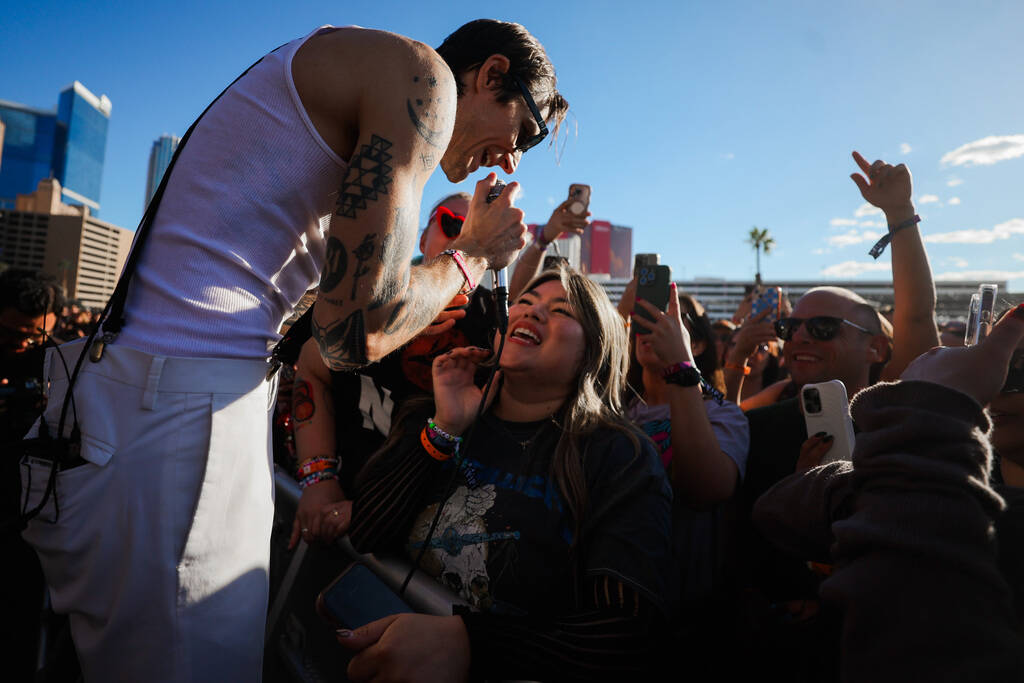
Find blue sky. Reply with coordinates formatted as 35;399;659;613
3;0;1023;291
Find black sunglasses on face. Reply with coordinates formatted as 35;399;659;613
511;75;548;154
774;316;872;342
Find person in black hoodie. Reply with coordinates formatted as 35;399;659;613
753;302;1024;682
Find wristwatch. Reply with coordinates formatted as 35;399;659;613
662;361;702;387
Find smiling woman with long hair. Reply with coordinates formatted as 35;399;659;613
338;264;673;683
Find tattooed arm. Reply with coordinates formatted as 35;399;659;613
297;31;526;370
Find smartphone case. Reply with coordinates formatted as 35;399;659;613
635;264;672;325
568;184;590;215
316;562;413;630
801;380;855;465
750;286;781;324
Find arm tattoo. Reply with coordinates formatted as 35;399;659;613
319;237;348;293
406;99;445;149
291;379;315;430
312;309;368;369
336;134;393;219
380;278;437;336
369;207;413;310
350;234;378;300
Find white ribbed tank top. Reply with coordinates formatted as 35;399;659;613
119;26;348;359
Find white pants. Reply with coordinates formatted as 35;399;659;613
21;339;278;682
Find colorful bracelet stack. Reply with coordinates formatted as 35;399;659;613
297;455;339;489
420;417;463;462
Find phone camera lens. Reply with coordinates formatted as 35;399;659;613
804;389;821;413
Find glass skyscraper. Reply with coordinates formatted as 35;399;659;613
0;81;111;213
145;133;179;209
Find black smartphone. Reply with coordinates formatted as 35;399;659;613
316;563;413;631
634;263;672;325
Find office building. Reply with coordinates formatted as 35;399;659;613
1;177;132;309
579;220;633;279
145;133;180;209
0;81;111;213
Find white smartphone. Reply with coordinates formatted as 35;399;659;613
801;380;855;465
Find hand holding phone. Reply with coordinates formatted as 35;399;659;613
634;263;673;326
800;380;855;465
317;563;413;631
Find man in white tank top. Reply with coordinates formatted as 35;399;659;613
21;19;568;682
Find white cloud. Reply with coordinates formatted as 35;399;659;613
1014;253;1024;262
821;261;893;278
859;220;884;228
948;197;961;205
918;194;940;204
900;142;912;154
854;203;883;218
812;248;829;255
923;218;1024;245
827;229;884;247
944;257;970;268
830;217;858;227
947;178;963;187
940;134;1024;167
933;270;1024;281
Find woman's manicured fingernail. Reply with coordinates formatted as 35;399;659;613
813;431;826;438
824;435;834;442
337;629;353;638
1013;302;1024;320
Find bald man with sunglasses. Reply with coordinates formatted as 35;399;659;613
723;151;942;682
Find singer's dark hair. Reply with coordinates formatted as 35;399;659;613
436;19;569;141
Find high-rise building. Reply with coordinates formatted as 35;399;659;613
578;220;632;279
145;133;179;209
0;81;111;213
1;177;131;309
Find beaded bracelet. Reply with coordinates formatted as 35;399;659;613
421;426;456;461
427;417;463;445
298;469;338;489
297;456;338;478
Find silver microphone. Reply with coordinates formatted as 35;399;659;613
486;180;509;333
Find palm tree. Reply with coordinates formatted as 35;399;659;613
747;226;775;285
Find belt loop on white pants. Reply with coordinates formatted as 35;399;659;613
142;356;166;411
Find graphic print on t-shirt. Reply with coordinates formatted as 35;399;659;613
637;418;673;469
407;485;519;610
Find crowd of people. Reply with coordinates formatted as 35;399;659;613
5;16;1023;683
269;146;1024;682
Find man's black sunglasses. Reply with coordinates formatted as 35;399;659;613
511;75;548;154
774;316;872;342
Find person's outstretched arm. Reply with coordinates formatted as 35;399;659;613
849;151;939;379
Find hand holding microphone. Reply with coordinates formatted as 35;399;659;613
450;173;526;272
